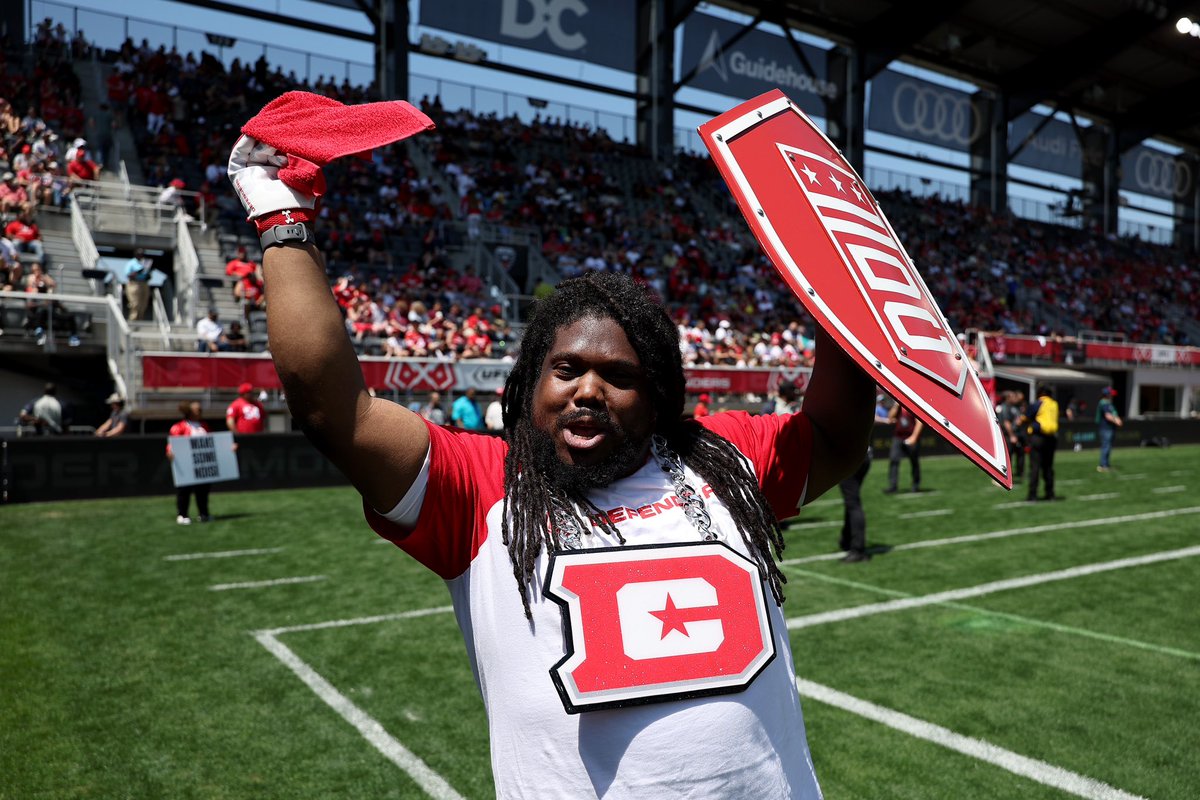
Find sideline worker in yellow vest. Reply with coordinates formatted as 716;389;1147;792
1024;386;1060;502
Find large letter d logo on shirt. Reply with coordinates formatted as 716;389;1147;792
544;542;776;713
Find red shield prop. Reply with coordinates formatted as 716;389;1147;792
699;90;1011;488
543;542;775;713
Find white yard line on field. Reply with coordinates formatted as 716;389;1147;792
779;506;1200;566
787;520;842;530
254;631;465;800
791;569;1200;662
894;491;932;500
786;545;1200;630
209;575;326;591
796;678;1148;800
1116;474;1147;481
1152;485;1186;494
1058;479;1085;486
1078;493;1120;501
899;509;953;519
993;501;1033;509
260;606;454;637
165;547;283;561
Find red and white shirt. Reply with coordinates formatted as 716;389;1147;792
225;397;264;434
366;412;821;799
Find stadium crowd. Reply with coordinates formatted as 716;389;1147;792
9;24;1196;362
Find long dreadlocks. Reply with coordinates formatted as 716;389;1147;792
499;271;788;618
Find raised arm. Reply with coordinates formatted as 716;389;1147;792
229;134;428;514
800;327;875;501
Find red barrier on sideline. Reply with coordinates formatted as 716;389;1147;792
141;354;813;396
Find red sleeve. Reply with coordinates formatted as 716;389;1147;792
364;420;507;580
697;411;813;520
166;420;187;454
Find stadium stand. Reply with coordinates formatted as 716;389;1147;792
2;19;1198;431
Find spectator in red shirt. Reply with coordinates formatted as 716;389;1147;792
0;171;33;215
225;244;258;292
66;147;99;185
5;212;45;266
693;393;711;419
225;382;265;434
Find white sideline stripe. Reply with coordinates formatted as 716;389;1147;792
1078;493;1120;501
1116;474;1147;481
779;506;1200;567
796;678;1147;800
254;632;465;800
209;575;327;591
787;545;1200;630
165;547;283;561
894;492;932;500
1152;485;1186;494
260;606;455;636
791;568;1200;662
993;501;1032;509
899;509;953;519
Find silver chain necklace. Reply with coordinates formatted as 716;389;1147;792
549;435;719;549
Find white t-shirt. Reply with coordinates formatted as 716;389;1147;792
366;412;821;799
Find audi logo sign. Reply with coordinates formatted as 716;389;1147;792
1129;148;1194;200
892;80;984;147
869;70;986;153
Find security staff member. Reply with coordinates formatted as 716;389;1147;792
1025;386;1060;502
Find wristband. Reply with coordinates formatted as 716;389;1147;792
260;222;313;250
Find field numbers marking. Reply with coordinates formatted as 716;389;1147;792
210;575;326;591
165;547;284;561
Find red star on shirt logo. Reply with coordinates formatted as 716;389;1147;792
650;593;720;640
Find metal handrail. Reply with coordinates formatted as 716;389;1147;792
69;194;99;270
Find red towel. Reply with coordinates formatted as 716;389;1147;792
241;91;435;194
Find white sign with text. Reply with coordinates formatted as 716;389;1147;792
170;432;239;487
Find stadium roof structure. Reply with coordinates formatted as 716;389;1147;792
176;0;1200;155
712;0;1200;153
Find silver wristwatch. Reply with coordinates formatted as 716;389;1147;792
259;222;312;250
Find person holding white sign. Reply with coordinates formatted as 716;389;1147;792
167;400;237;525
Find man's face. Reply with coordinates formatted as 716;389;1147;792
531;315;655;490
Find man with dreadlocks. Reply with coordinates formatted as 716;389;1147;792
231;120;873;798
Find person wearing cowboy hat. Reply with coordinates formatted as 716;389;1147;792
95;393;130;437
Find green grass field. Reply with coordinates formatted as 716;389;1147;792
3;444;1197;799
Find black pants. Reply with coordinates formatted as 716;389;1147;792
887;438;920;491
1028;434;1057;500
839;456;871;553
176;484;211;518
1008;436;1026;478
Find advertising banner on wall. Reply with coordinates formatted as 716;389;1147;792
679;13;836;116
1008;113;1086;178
868;69;986;153
1120;144;1195;201
140;355;815;397
419;0;635;71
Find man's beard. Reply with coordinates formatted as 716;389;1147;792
528;409;650;495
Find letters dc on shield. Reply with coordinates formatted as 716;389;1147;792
699;90;1011;488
